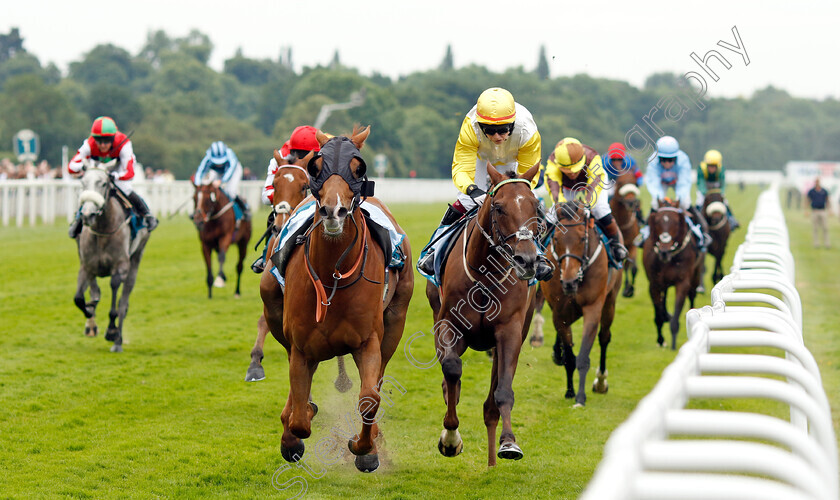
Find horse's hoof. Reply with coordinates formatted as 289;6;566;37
234;293;241;299
657;340;667;349
552;352;563;366
110;345;123;353
564;389;575;399
213;277;226;288
497;442;523;460
245;366;265;382
572;402;585;409
105;329;118;342
529;336;544;348
354;453;380;473
309;401;318;417
85;326;97;337
281;441;305;463
622;287;634;298
438;429;463;457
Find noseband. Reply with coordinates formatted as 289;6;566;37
551;207;603;284
652;206;691;262
195;186;234;224
463;178;541;284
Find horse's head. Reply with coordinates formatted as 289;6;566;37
307;126;370;238
551;201;594;295
616;182;641;211
703;191;727;227
271;150;310;227
78;160;116;226
481;162;542;281
650;200;688;263
193;182;224;231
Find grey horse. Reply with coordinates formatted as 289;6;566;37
73;160;151;352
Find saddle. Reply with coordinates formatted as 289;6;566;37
270;208;402;285
417;209;475;285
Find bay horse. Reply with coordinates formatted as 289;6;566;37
426;162;542;466
702;189;731;286
261;126;413;473
192;182;251;298
642;199;705;350
246;151;353;393
541;201;622;407
609;172;641;297
73;160;151;352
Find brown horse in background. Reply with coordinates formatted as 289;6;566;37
246;151;353;392
261;127;413;473
541;201;622;407
609;172;641;298
642;199;704;350
426;162;541;466
702;189;731;286
193;183;251;298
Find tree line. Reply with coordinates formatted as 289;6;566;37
1;28;838;180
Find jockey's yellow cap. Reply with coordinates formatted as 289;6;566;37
554;138;586;173
703;149;722;166
476;88;516;125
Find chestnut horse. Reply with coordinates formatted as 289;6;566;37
609;172;641;297
261;127;413;473
426;162;542;466
702;189;731;286
192;183;251;298
541;201;622;407
246;151;353;393
642;199;704;349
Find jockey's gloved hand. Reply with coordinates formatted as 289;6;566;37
467;184;487;205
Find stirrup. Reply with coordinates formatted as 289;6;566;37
145;215;159;231
251;256;266;274
417;251;435;275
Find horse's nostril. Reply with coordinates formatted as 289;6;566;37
318;206;330;217
337;207;348;218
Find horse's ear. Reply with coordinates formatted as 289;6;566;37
306;153;321;178
487;162;504;186
350;125;371;150
316;130;330;147
588;217;595;228
522;161;541;183
273;149;284;165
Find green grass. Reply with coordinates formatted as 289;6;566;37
0;185;836;499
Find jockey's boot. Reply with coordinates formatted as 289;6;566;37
727;204;740;230
251;253;267;274
68;214;82;239
687;205;711;250
128;191;158;232
236;196;251;221
417;205;464;276
596;213;628;262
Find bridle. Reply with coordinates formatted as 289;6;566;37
652;206;692;262
463;178;543;284
194;185;234;224
550;205;603;285
273;165;310;217
79;167;129;236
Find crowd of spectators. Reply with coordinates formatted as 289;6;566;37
0;158;61;180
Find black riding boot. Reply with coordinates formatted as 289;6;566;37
128;191;158;231
68;212;82;239
596;213;628;262
417;205;464;275
688;205;711;248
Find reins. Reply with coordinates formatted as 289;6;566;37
652;207;693;261
551;208;603;285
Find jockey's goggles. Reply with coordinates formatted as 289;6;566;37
93;136;114;144
290;149;311;160
479;123;514;137
659;157;676;164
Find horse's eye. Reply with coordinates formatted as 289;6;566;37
492;204;504;215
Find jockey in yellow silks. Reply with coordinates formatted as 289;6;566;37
544;137;628;262
416;87;553;281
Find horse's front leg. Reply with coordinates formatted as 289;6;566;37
348;336;384;473
575;301;605;407
105;265;127;351
551;303;577;399
436;319;468;459
215;237;232;288
74;269;98;337
493;320;526;463
281;347;317;463
670;281;691;351
246;314;270;382
201;243;214;298
649;282;667;347
529;287;546;347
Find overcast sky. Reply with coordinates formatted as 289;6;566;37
4;0;838;100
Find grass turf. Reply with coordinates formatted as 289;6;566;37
0;185;836;499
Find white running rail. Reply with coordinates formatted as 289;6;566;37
582;187;838;500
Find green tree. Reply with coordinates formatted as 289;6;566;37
84;83;144;129
536;45;549;80
439;45;454;71
0;28;24;63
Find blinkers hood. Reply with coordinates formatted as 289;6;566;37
307;136;369;204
